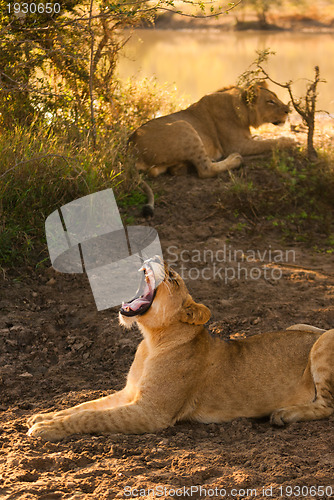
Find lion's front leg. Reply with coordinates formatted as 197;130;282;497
27;388;130;429
27;402;172;442
238;136;296;156
28;341;149;430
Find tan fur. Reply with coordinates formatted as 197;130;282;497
27;263;334;442
130;81;295;180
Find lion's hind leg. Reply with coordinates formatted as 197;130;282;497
210;153;243;175
271;329;334;426
192;149;242;179
286;324;326;334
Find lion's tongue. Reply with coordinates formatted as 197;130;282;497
122;267;155;313
127;296;151;311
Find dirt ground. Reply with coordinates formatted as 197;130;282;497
1;166;334;499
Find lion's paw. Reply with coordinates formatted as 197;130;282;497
27;420;68;442
214;153;242;175
270;406;299;426
27;412;56;428
227;153;243;169
277;136;297;149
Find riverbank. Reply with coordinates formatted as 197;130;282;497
150;8;334;32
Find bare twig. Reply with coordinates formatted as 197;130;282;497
88;0;97;149
239;51;325;161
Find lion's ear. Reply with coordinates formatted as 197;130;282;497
180;299;211;325
256;79;268;89
245;80;268;103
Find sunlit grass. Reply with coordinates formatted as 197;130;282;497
0;78;180;268
219;143;334;246
0;124;122;265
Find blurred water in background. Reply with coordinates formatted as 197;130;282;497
118;30;334;116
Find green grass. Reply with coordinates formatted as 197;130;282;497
0;78;180;269
220;147;334;247
0;125;124;266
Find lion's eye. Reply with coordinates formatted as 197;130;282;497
267;99;276;105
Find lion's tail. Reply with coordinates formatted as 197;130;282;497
141;180;155;218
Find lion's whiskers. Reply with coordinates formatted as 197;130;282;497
164;280;173;295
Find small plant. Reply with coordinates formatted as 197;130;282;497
238;49;326;160
218;146;334;246
233;221;248;232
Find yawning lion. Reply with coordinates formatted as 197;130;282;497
27;257;333;441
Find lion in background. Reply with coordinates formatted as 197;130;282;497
129;81;296;215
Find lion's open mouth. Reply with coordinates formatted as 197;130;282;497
120;262;157;317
